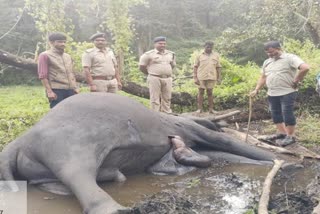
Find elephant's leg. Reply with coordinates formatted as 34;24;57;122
59;169;130;214
170;136;211;168
97;168;126;182
0;154;19;192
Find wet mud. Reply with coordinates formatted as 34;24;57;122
25;160;319;214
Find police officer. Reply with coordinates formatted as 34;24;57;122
139;36;176;113
82;33;122;93
193;41;222;114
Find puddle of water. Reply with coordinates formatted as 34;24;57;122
26;163;317;214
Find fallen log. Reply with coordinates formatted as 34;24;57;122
223;128;320;160
208;110;241;121
180;110;241;122
258;159;285;214
0;48;196;106
223;128;297;156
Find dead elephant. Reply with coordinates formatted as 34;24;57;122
0;93;275;214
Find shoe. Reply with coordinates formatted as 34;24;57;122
264;133;287;141
278;136;296;147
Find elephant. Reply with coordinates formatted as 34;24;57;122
0;93;275;214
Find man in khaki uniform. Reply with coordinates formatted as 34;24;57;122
139;36;176;113
82;33;122;93
193;41;222;113
38;32;78;108
250;41;309;146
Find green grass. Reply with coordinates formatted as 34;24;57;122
0;86;49;150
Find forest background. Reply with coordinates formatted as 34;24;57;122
1;0;320;149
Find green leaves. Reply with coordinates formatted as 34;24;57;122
0;86;49;150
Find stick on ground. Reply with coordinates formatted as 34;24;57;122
258;159;285;214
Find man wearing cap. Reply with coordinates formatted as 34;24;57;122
38;32;78;109
139;36;176;113
193;41;222;114
82;33;122;93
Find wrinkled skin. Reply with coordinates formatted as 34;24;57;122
0;93;275;214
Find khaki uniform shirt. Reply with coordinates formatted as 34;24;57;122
139;49;176;76
194;52;221;81
82;47;117;77
262;53;304;96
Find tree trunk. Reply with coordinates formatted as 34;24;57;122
306;22;320;48
0;49;196;106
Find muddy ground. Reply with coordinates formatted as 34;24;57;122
131;112;320;214
131;161;320;214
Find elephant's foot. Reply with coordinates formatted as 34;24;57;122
85;202;131;214
170;135;211;168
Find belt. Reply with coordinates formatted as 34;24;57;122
92;75;115;80
149;74;171;78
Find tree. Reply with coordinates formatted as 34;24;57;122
24;0;75;49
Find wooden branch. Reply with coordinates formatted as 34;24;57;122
0;49;37;72
0;48;196;106
205;110;241;121
223;128;297;156
223;128;320;160
258;159;285;214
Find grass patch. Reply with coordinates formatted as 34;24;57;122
0;86;49;150
296;113;320;145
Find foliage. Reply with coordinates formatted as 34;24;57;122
24;0;75;49
104;0;145;54
297;112;320;145
282;39;320;92
214;0;320;63
0;86;49;150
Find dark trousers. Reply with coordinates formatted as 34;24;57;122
49;89;76;109
268;92;297;126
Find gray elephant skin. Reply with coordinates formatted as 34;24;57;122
0;93;275;214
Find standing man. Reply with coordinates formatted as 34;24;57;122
250;41;309;146
38;32;78;109
139;36;176;113
82;33;122;93
193;41;222;114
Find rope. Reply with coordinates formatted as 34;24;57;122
245;96;253;142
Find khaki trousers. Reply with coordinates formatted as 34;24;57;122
93;79;118;93
147;75;172;113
